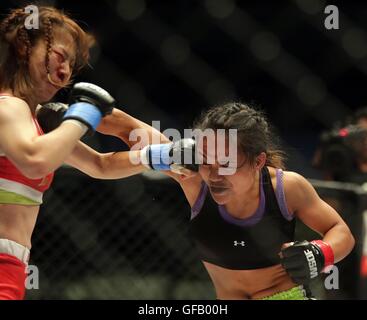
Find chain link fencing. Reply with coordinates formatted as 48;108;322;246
27;167;214;299
24;165;365;300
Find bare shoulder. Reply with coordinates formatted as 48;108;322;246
266;167;303;212
266;166;304;191
0;97;35;155
282;170;317;213
0;96;30;120
282;170;311;190
0;96;29;108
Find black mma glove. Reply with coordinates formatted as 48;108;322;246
63;82;115;135
140;138;199;173
36;102;68;133
280;240;334;285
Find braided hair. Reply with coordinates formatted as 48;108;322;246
193;102;286;169
0;6;94;99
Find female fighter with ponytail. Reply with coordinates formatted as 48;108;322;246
94;102;355;300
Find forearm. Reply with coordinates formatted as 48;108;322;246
97;108;170;148
322;222;355;264
97;150;148;179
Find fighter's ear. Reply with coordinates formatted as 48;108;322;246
255;152;266;170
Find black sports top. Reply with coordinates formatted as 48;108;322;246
189;166;296;270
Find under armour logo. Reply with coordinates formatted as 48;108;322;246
234;241;245;247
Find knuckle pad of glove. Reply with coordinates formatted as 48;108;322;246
281;240;313;257
291;276;309;285
284;265;311;284
281;255;303;270
287;268;309;279
36;103;68;133
69;82;115;116
282;240;323;284
172;138;198;172
281;244;305;258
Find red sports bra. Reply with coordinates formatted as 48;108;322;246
0;94;54;204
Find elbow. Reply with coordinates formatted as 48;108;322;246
19;156;52;179
344;221;356;253
348;231;356;253
341;232;356;263
340;224;356;258
88;154;107;179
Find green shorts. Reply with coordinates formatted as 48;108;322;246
261;286;310;300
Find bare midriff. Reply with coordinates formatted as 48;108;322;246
0;204;39;249
203;260;296;299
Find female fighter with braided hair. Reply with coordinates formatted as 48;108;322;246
94;101;355;300
0;6;151;299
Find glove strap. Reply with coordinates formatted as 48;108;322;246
140;145;153;169
149;144;172;171
63;119;88;136
63;102;102;131
311;240;334;271
140;144;173;171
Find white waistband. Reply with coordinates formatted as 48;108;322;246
0;178;43;203
0;239;30;265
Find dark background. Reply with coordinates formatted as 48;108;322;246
2;0;366;175
1;0;367;300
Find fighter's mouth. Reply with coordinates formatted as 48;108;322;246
209;186;229;194
56;71;66;83
47;73;65;88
